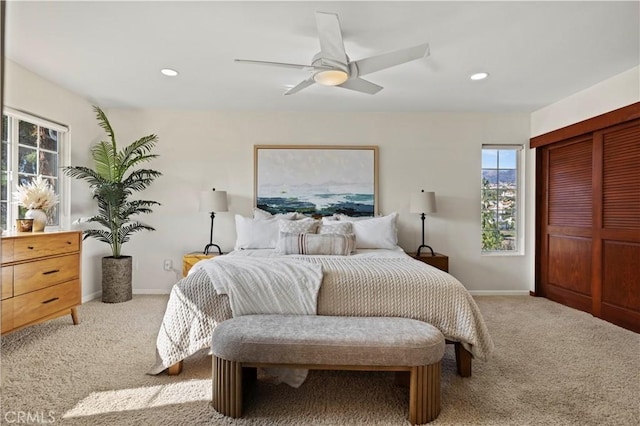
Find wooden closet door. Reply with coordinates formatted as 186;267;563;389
597;122;640;331
539;137;594;313
534;103;640;333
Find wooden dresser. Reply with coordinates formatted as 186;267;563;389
1;230;82;334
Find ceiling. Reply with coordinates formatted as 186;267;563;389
5;1;639;113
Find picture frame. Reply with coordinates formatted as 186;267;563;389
254;145;378;217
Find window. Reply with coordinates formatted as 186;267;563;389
481;145;523;253
1;108;69;231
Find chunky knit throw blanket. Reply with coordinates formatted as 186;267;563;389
149;256;494;374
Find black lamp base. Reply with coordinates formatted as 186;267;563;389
204;211;222;255
203;243;222;256
416;244;435;257
416;213;435;257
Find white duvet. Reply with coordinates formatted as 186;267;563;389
149;247;494;375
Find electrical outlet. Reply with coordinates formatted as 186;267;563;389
163;259;172;271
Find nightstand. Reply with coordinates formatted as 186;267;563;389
410;252;449;273
182;252;220;277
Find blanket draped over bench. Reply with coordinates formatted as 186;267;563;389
149;256;494;375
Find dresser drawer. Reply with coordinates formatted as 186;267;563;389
13;254;80;296
2;266;13;300
12;233;80;262
1;239;14;264
1;299;13;333
12;280;80;328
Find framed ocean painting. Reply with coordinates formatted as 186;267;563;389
254;145;378;217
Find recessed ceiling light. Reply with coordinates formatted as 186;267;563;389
161;68;179;77
470;72;489;81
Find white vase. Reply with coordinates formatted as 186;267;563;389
25;209;48;232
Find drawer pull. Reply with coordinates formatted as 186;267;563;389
28;246;35;250
67;241;72;245
42;269;60;275
42;297;59;304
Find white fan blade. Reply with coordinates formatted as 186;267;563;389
353;43;430;77
284;77;315;95
338;78;383;95
315;11;348;65
235;59;330;71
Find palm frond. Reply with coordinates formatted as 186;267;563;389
93;106;116;147
120;200;161;218
82;229;114;245
122;169;163;192
119;223;156;245
63;166;107;187
91;141;118;180
117;134;159;172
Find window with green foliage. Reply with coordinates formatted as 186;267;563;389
1;109;68;231
481;145;522;253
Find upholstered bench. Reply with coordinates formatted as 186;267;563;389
211;315;445;425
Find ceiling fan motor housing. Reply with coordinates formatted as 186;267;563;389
312;52;352;85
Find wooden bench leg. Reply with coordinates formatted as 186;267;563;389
409;362;441;424
167;360;183;376
212;355;243;418
454;342;472;377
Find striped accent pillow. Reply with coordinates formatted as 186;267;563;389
276;232;356;256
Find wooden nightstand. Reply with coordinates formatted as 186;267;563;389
182;252;220;277
410;252;449;273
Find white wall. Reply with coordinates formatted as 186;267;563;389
4;60;103;301
5;59;534;299
531;66;640;137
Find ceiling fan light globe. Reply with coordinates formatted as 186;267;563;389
313;70;349;86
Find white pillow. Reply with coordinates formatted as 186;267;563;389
335;213;375;221
339;212;398;249
234;215;280;249
279;218;319;234
318;221;353;235
321;215;340;224
253;208;297;220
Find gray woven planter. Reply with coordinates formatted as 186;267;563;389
102;256;133;303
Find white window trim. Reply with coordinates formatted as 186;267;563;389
2;107;71;231
481;144;525;256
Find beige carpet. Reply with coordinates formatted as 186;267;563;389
1;295;638;425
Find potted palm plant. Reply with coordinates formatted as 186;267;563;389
64;106;162;303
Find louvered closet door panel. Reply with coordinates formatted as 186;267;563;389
541;137;593;313
548;138;593;227
602;125;640;230
599;121;640;332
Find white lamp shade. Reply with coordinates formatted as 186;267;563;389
199;189;228;213
410;191;437;214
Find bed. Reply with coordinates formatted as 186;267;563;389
149;241;495;376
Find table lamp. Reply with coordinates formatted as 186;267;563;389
409;190;437;256
199;188;228;255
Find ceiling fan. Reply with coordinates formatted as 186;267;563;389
234;11;430;95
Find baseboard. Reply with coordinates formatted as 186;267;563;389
133;289;172;295
82;289;170;302
82;291;102;303
469;290;531;296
